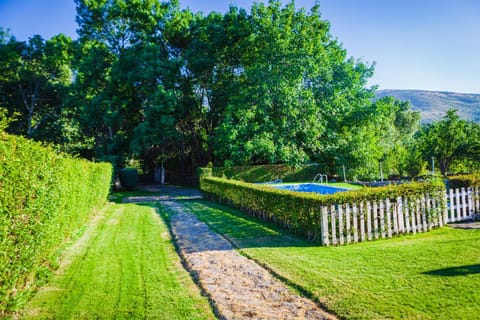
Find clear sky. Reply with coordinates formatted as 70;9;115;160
1;0;479;93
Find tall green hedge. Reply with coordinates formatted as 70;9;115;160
200;176;445;240
0;133;112;314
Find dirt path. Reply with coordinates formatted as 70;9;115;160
161;199;336;320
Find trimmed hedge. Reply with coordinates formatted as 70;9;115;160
448;173;480;188
211;164;324;183
200;176;445;240
0;133;112;314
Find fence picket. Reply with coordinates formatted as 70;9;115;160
442;192;448;225
467;187;474;218
345;203;352;244
321;206;329;246
359;202;366;242
338;205;344;245
449;188;455;223
373;201;379;239
455;188;461;220
404;197;411;232
380;200;386;238
421;196;428;232
461;188;467;219
410;199;417;234
352;203;359;243
397;197;404;233
392;198;399;235
386;199;392;238
331;205;337;246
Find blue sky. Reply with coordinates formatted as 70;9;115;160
1;0;479;93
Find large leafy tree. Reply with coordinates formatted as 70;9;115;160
73;0;176;166
0;34;73;142
417;109;479;175
214;2;375;168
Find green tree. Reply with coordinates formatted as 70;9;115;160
0;34;74;142
417;109;476;175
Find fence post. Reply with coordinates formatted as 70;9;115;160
461;187;467;219
366;201;372;240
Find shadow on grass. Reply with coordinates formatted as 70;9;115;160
176;199;317;249
423;264;480;277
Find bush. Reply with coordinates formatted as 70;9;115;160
118;168;139;190
0;132;112;314
200;176;445;241
448;173;480;188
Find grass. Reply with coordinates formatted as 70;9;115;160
108;188;159;203
18;202;215;320
181;199;480;320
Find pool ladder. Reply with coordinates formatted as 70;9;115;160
312;174;328;184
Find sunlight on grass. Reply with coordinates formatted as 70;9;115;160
19;203;214;320
182;200;480;320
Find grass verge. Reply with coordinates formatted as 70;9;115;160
182;199;480;320
18;202;215;320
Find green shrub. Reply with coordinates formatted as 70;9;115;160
200;176;445;241
118;168;139;190
448;173;480;188
0;132;112;314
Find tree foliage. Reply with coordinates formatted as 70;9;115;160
1;0;477;180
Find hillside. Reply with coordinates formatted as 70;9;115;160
376;89;480;122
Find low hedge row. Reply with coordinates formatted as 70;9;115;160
448;173;480;188
200;176;445;239
0;133;112;314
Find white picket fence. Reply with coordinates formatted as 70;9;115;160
319;187;480;246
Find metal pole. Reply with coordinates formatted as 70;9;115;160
343;165;347;182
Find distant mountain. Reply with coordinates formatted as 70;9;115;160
375;89;480;123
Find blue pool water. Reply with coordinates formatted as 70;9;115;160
269;183;348;195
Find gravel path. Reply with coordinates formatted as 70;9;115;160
162;200;336;320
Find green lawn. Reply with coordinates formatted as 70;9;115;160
182;199;480;320
19;202;214;320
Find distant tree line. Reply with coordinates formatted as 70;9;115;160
1;0;478;181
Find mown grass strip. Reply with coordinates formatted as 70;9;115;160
182;199;480;320
19;203;215;320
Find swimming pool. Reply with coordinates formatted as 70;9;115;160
269;183;348;195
